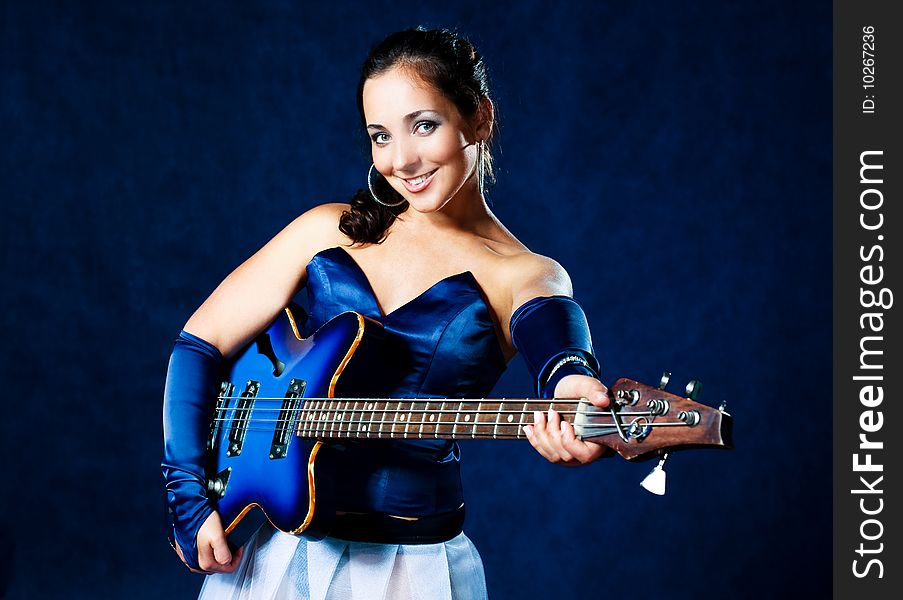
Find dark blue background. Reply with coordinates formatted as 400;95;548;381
1;1;830;598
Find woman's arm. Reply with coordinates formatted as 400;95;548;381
183;203;349;356
504;252;611;466
164;203;349;573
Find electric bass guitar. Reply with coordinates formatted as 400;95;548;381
205;305;733;549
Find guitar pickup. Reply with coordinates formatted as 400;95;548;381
208;381;235;452
270;379;306;459
227;380;259;457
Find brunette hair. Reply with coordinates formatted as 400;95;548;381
339;27;496;244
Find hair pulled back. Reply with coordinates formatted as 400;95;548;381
339;27;496;244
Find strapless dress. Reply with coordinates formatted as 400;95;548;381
198;245;506;600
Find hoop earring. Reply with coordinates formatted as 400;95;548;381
477;140;485;196
368;164;406;207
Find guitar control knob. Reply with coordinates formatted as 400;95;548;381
208;478;227;499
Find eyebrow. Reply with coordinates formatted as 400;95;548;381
366;110;439;130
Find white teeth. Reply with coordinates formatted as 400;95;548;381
406;170;435;186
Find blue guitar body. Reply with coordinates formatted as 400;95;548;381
206;306;378;548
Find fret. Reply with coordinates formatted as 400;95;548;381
419;401;428;439
346;401;354;437
361;402;374;437
314;400;323;437
518;401;528;439
322;401;330;437
298;400;308;437
501;403;517;437
309;400;318;437
347;401;353;437
348;400;365;438
322;400;332;437
307;400;318;437
312;400;322;436
337;400;346;438
494;400;502;439
355;400;365;437
474;400;497;438
333;400;342;438
304;400;317;437
327;399;337;438
436;401;445;438
404;402;412;438
357;401;365;438
317;400;327;437
472;401;480;438
453;401;463;438
391;401;401;438
367;401;377;439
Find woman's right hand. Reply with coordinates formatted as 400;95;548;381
174;511;244;574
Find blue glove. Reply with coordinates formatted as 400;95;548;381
510;295;601;398
161;330;222;571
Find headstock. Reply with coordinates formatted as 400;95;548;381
573;375;733;461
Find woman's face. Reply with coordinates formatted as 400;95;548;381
362;66;480;213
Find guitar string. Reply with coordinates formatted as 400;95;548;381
210;412;664;424
207;399;684;437
211;407;652;416
213;408;661;425
210;406;669;426
207;420;689;431
208;431;615;440
207;421;681;434
211;416;674;425
206;423;631;438
212;397;595;403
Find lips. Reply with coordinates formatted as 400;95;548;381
399;169;437;193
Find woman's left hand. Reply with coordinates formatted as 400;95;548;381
523;374;612;466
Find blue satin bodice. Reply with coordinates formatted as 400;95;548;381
299;246;508;516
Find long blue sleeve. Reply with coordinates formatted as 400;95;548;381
161;330;222;570
509;295;601;398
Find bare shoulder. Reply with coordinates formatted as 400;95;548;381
479;239;572;329
501;250;573;313
182;202;351;356
282;202;351;257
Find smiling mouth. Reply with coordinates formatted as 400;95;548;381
399;169;438;192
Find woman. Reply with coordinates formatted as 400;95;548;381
163;27;610;599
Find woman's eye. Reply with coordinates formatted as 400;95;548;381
371;132;389;145
414;120;437;134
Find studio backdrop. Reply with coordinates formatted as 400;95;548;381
0;1;830;598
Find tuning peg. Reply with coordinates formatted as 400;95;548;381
719;400;731;416
685;379;702;400
640;452;669;496
658;371;671;390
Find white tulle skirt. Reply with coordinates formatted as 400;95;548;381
197;524;488;600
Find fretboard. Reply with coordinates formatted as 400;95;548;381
295;399;576;440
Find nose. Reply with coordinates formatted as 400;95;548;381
391;138;420;175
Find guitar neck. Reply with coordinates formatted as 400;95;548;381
296;398;569;441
